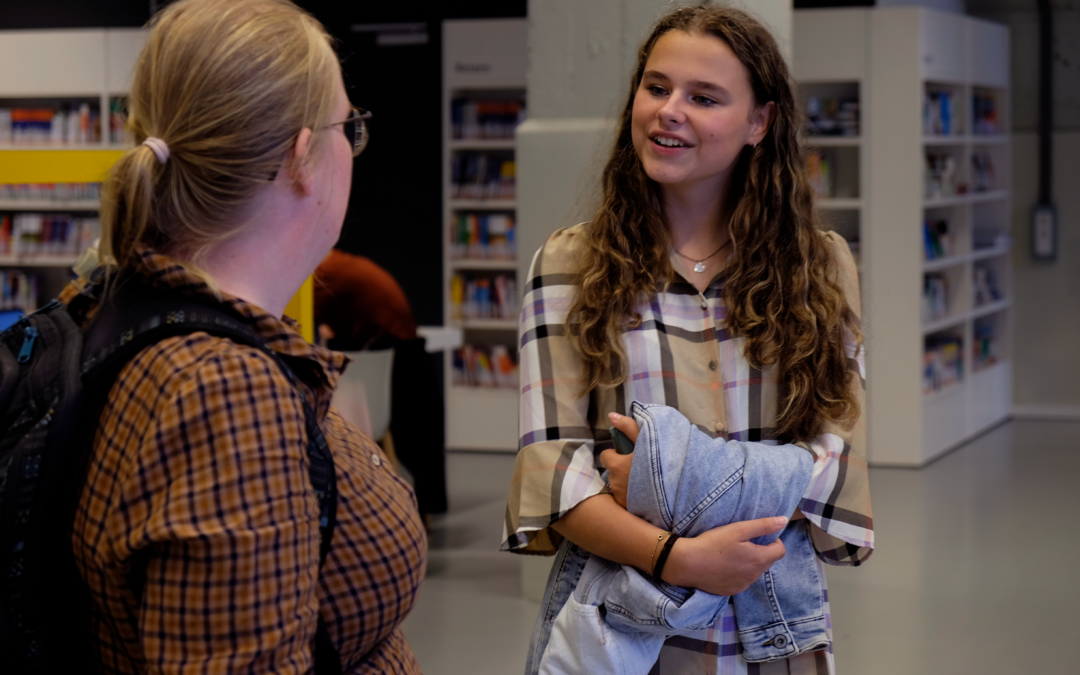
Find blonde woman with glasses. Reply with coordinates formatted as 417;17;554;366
60;1;425;672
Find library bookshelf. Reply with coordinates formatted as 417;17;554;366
0;29;314;341
442;19;527;452
794;8;1011;467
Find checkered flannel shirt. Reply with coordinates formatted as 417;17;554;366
502;225;873;674
66;247;426;674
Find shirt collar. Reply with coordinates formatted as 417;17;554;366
88;245;347;416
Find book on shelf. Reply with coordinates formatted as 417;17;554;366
450;152;516;200
806;149;833;198
972;319;1001;370
451;98;526;140
923;90;961;136
804;96;859;137
922;272;950;323
970;150;997;193
972;93;1000;136
0;213;100;259
449;212;516;260
0;182;101;203
0;269;39;313
923;332;963;394
450;273;518;322
923;218;956;261
972;265;1003;307
452;343;518;389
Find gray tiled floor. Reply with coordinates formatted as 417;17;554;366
402;420;1080;674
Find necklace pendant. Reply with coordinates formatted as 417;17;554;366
694;261;706;273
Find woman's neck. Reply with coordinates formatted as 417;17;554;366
662;180;730;257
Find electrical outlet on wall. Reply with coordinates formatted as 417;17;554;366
1032;205;1057;260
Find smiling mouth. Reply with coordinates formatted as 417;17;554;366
651;136;689;148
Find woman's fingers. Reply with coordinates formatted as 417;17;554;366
608;411;640;444
598;448;632;509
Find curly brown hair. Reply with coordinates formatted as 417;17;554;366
567;5;862;443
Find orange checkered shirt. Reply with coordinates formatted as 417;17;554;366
66;247;426;674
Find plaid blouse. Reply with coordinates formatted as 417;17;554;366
502;225;873;674
67;248;426;674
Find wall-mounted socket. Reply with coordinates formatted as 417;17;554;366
1032;205;1057;260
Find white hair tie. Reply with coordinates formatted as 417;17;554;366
142;137;170;164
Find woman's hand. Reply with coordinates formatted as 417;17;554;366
598;412;638;508
663;517;789;596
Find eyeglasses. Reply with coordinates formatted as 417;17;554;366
326;106;372;157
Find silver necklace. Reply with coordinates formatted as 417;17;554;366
674;238;731;273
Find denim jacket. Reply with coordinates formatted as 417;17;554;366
535;402;829;674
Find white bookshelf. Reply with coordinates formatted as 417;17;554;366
0;29;146;313
794;8;1011;467
442;19;527;452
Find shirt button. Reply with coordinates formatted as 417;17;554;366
715;421;726;433
371;453;382;467
772;634;788;648
708;360;717;370
700;301;708;311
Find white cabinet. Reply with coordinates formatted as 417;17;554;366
442;19;527;452
795;7;1011;467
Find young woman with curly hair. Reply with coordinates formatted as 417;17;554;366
503;6;873;674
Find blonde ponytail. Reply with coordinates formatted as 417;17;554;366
99;0;340;274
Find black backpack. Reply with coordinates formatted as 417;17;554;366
0;280;342;674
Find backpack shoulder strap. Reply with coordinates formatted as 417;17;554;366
83;282;342;674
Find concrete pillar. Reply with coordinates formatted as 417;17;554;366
517;0;793;601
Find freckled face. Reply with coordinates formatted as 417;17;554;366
631;30;767;196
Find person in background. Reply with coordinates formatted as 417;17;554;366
504;5;872;674
315;249;449;526
68;1;425;671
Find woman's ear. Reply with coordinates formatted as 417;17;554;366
748;101;776;146
277;127;315;197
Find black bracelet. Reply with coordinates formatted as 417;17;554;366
651;532;680;582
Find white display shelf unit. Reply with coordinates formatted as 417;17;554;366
0;28;146;309
442;19;527;452
794;8;1011;467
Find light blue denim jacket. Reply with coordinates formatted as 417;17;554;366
533;402;829;674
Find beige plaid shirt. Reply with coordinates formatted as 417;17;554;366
503;225;872;673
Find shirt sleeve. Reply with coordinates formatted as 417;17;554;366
502;227;609;555
798;231;874;566
130;341;323;673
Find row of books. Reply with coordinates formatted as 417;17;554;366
452;343;518;389
0;182;102;202
805;97;858;137
451;99;525;140
923;333;963;393
0;270;39;313
450;152;516;200
0;214;100;258
923;218;957;261
449;273;518;321
449;212;516;260
0;104;114;146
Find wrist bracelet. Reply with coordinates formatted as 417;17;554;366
652;532;680;582
648;532;669;576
